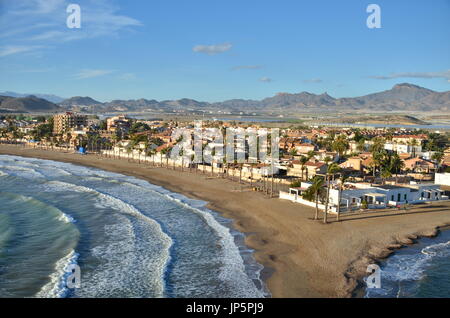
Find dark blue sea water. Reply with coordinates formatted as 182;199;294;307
0;155;268;298
365;229;450;298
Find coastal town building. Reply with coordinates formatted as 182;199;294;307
435;173;450;186
53;112;87;134
280;182;447;213
106;115;132;137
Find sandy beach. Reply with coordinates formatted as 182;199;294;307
1;144;450;298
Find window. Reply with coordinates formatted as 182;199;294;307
398;193;401;202
404;194;407;200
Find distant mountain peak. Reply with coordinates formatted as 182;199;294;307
60;96;102;106
392;83;433;91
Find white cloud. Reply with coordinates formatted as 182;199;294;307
0;0;143;56
259;77;272;83
117;73;137;80
193;42;232;55
29;30;65;41
0;45;43;57
369;70;450;81
303;78;323;83
231;65;262;71
73;69;114;79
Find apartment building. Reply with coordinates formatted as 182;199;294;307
53;112;87;134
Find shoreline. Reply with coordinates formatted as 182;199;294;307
2;145;450;297
350;225;450;298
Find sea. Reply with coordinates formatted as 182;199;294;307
0;155;268;298
365;229;450;298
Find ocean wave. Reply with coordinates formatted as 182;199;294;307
165;193;267;297
43;180;173;297
0;214;12;253
1;155;268;297
34;250;80;298
421;240;450;257
5;193;77;225
74;217;170;298
366;238;450;298
0;165;44;179
99;177;268;297
0;170;8;177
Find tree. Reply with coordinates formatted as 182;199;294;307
356;139;366;152
308;176;325;221
289;148;298;158
407;139;419;157
381;169;392;185
129;122;150;134
431;151;444;172
299;155;308;181
370;137;386;178
387;152;404;182
331;135;349;157
324;163;341;224
336;174;349;221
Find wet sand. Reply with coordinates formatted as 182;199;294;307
2;144;450;297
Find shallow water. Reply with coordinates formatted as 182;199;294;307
365;229;450;298
0;155;268;298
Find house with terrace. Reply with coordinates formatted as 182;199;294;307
279;182;447;213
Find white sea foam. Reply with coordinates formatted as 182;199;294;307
117;178;268;297
421;240;450;257
366;239;450;298
1;155;268;297
0;165;44;178
34;250;80;298
43;180;173;297
124;177;269;297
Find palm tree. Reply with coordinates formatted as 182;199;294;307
388;152;404;183
289;148;298;158
160;147;169;168
356;138;366;152
381;169;392;185
408;139;419;157
370;137;385;178
336;174;349;221
431;151;444;172
299;155;308;181
306;150;315;161
332;134;349;157
147;149;156;166
324;163;341;224
309;176;325;220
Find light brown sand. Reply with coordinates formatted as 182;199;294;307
2;144;450;297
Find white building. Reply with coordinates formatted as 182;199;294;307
384;142;422;155
280;182;447;213
435;173;450;186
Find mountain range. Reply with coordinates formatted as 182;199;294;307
1;83;449;113
0;91;65;103
0;95;61;113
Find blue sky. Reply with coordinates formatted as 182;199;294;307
0;0;449;102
